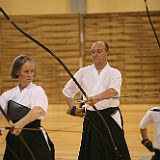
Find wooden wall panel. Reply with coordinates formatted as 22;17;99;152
0;14;81;104
83;11;160;104
0;11;160;104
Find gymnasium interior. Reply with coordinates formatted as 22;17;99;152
0;0;160;159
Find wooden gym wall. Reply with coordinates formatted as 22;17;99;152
83;11;160;104
0;11;160;104
0;14;81;104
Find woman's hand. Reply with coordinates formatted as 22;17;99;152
11;121;24;136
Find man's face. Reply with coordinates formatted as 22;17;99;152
91;43;109;65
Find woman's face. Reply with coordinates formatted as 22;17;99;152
17;61;35;88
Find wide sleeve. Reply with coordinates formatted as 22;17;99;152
62;68;83;98
30;86;48;114
108;68;122;95
0;91;10;114
139;110;152;129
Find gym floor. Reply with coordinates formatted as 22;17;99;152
0;104;155;160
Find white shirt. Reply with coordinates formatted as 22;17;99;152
0;82;48;119
140;107;160;149
63;63;122;111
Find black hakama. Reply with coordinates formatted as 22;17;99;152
3;120;55;160
152;150;160;160
78;107;131;160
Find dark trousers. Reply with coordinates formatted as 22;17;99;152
151;150;160;160
78;107;131;160
3;120;55;160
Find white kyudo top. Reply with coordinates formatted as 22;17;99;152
63;63;122;111
140;107;160;150
0;82;48;119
